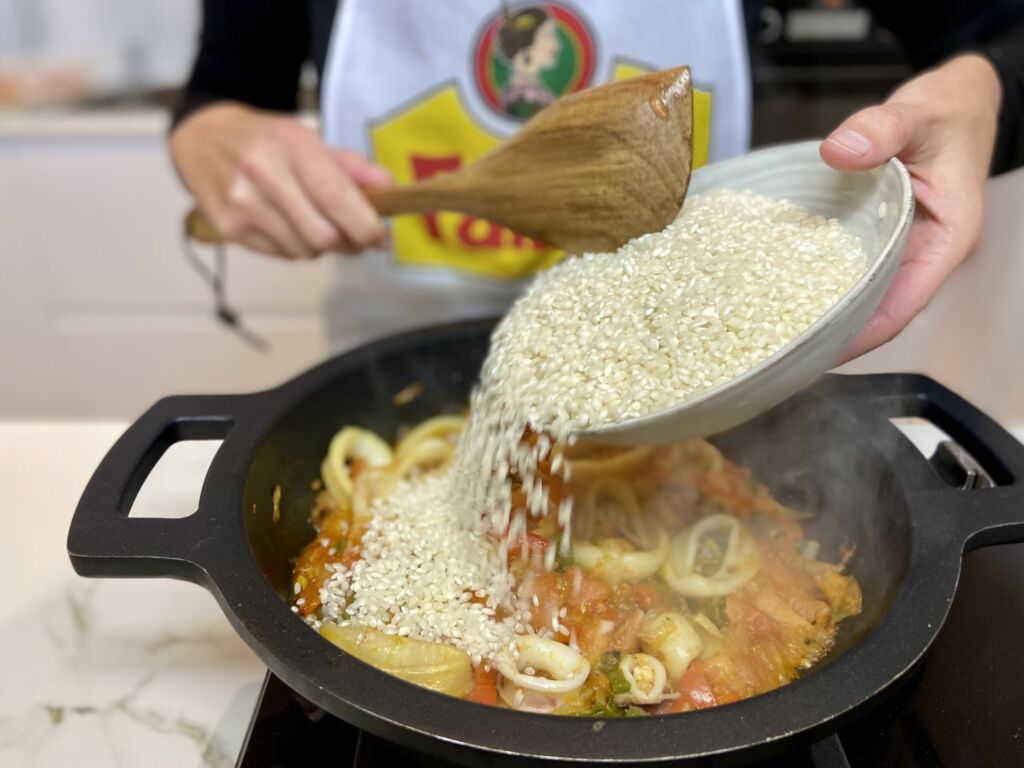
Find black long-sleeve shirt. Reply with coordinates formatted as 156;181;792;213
175;0;1024;174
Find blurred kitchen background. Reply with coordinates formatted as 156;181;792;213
2;0;1022;423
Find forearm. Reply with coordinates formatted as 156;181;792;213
173;0;310;129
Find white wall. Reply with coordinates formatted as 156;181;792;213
1;110;1023;423
0;111;334;419
0;0;199;95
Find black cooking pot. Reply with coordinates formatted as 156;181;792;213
67;320;1024;766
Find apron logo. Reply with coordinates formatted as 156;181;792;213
473;3;596;120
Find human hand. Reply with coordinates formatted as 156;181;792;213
170;102;391;259
820;54;1002;361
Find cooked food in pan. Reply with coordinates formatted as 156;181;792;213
292;417;861;716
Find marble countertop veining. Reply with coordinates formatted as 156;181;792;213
2;419;1022;768
0;424;264;768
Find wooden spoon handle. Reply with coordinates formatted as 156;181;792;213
184;208;224;244
185;176;468;245
365;182;468;216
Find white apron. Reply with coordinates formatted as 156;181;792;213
320;0;750;351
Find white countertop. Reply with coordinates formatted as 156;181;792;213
0;107;319;139
0;423;264;768
0;108;171;139
2;419;1022;767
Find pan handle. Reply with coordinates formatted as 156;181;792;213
67;394;250;581
831;373;1024;548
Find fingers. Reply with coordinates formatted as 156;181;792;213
289;140;388;250
172;106;390;260
837;219;961;362
332;149;394;188
839;272;922;363
219;174;313;259
825;102;946;360
236;121;388;255
822;56;999;362
839;163;984;363
239;154;339;255
820;103;915;171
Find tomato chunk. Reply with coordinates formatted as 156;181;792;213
466;665;498;705
507;531;549;562
678;661;717;710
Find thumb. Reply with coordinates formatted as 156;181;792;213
330;149;393;188
819;103;914;171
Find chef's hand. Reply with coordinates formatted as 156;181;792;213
170;102;391;259
820;53;1001;361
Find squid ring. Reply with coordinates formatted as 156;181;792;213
321;427;394;507
395;416;465;463
617;653;671;706
662;514;760;597
495;636;590;711
393;437;455;478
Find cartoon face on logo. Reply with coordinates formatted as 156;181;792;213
474;3;596;120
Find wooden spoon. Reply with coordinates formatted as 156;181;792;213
188;66;693;254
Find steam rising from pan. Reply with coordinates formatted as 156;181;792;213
712;388;911;660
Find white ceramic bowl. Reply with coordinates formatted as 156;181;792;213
584;139;914;445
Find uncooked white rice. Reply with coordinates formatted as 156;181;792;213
318;472;521;660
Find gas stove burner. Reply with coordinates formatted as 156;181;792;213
236;673;439;768
236;535;1024;767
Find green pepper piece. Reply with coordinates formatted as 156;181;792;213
588;701;624;718
605;664;632;696
555;547;576;573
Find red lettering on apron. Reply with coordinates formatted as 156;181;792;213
411;155;462;241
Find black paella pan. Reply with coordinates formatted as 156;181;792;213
67;319;1024;766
